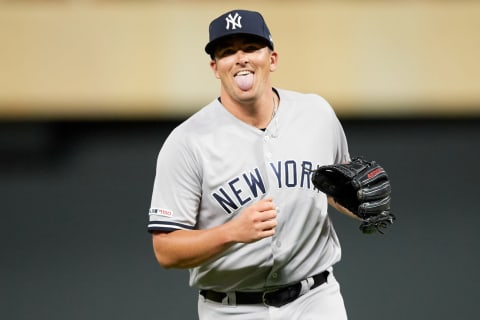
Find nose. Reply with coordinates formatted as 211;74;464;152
235;50;249;65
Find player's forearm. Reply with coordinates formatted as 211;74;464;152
327;196;362;221
152;225;235;269
152;199;277;269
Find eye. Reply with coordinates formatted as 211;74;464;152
244;44;262;52
216;48;236;58
244;46;259;52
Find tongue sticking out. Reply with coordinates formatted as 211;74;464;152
235;73;254;91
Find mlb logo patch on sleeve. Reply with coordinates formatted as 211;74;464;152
149;208;174;218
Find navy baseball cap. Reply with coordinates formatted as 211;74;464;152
205;9;274;57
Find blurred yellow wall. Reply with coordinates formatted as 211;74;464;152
0;1;479;119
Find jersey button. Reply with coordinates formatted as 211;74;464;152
264;135;270;142
271;273;278;279
276;241;282;248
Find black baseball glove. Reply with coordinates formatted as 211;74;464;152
311;157;395;234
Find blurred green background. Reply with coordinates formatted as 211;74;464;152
1;1;479;319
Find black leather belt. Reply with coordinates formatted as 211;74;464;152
199;271;329;307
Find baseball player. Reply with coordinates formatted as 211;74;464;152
148;9;356;319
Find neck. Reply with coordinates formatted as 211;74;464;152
220;89;278;129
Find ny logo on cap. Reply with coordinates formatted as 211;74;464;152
225;13;242;30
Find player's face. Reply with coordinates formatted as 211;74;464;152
210;37;278;104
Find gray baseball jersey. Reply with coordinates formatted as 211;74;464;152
148;88;350;292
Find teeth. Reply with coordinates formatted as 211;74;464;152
236;71;251;76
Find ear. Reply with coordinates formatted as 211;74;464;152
269;51;279;72
210;60;220;79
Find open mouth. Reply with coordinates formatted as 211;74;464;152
234;70;254;90
235;70;253;77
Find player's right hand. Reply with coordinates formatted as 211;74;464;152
227;197;278;243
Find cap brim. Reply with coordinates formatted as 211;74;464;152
205;34;273;56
